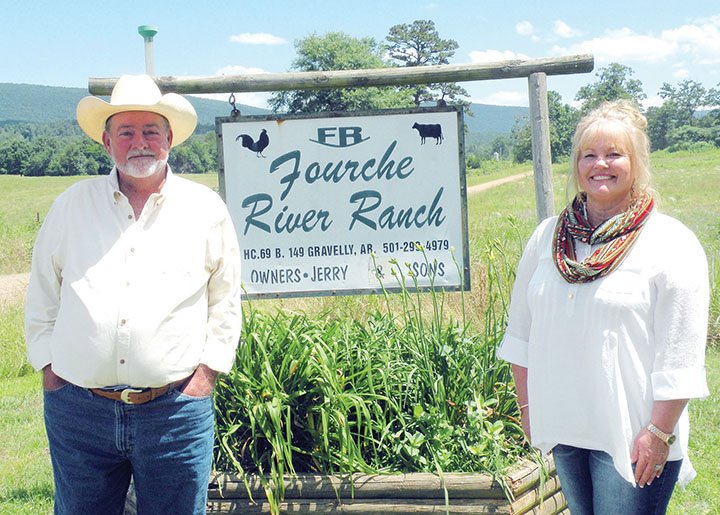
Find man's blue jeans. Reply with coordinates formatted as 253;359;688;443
553;444;681;515
43;382;214;515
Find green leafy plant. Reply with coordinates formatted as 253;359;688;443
213;242;534;511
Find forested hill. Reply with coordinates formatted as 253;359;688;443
1;83;528;137
463;103;527;137
0;83;271;127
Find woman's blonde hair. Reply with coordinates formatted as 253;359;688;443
568;100;654;200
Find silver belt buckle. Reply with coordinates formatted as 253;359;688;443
120;388;144;404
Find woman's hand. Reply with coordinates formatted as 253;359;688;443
511;365;531;441
631;427;670;487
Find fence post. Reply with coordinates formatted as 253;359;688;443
527;72;554;221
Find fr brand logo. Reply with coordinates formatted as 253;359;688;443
310;127;369;148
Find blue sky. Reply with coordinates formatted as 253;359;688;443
2;1;719;109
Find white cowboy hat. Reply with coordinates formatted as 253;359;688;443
76;74;197;147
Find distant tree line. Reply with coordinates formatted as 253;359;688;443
3;23;719;176
0;122;217;176
507;63;720;164
1;20;470;177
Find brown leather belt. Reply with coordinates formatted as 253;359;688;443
90;380;183;405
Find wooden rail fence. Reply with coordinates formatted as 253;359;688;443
206;455;567;514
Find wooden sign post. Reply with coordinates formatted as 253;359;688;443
90;54;594;223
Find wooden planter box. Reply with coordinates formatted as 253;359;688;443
206;455;567;514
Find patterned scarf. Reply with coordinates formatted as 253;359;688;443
552;192;654;284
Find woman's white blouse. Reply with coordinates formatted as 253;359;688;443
497;211;710;487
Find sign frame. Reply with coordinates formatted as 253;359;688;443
216;106;470;300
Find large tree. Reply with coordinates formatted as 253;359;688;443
658;80;709;127
705;85;720;125
385;20;469;106
547;90;580;159
268;32;412;113
510;119;532;164
575;63;646;113
645;103;675;151
647;79;717;150
168;133;217;174
0;136;31;175
46;139;100;176
510;90;578;163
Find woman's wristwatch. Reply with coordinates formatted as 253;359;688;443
647;423;676;446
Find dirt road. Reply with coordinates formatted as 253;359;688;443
467;170;532;194
0;272;29;307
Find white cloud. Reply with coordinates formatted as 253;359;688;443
473;90;528;107
662;17;720;64
672;68;690;79
642;95;664;109
553;20;578;38
216;65;267;76
218;66;272;108
190;66;272;108
192;91;270;109
230;92;271;109
516;21;534;36
229;32;286;45
552;28;677;63
552;17;720;68
469;50;531;63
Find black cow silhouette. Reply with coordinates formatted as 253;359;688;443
412;123;443;144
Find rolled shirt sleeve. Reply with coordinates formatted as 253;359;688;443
651;221;710;400
496;217;555;368
24;196;66;371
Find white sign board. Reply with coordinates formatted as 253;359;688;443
217;107;470;299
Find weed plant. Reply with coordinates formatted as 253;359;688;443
0;303;31;378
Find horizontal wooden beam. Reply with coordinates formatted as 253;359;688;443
207;456;557;501
209;472;503;500
205;488;566;515
204;480;566;514
207;498;515;514
88;54;593;96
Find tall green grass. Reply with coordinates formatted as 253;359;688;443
0;303;30;379
0;374;54;515
214;252;530;511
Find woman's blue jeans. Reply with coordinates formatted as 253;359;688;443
552;444;681;515
43;382;214;515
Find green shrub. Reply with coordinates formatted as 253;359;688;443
667;140;717;153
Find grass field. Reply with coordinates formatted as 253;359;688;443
1;149;718;513
0;173;219;275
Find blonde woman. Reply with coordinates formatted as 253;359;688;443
498;100;709;514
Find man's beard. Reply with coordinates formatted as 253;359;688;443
120;151;167;178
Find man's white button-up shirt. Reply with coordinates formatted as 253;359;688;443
25;168;242;388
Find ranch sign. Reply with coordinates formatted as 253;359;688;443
217;106;470;299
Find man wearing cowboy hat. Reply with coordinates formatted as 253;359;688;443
24;75;242;514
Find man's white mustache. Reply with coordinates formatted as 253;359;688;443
127;151;156;158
